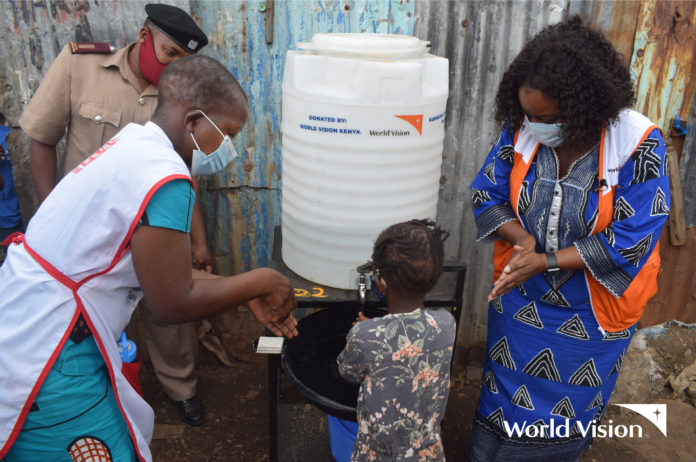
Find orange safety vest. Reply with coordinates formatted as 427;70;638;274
492;110;662;332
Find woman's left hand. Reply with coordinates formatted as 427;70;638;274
246;296;299;339
487;245;547;301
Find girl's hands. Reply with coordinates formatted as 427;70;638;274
353;311;370;325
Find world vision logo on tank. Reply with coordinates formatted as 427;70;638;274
395;114;423;135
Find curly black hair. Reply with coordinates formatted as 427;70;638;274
495;16;635;147
372;219;449;295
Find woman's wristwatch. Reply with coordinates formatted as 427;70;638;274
546;252;560;272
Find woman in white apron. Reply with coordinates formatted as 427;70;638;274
0;55;298;462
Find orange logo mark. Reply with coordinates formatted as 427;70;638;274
395;114;423;135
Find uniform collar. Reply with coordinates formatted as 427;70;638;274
101;42;158;97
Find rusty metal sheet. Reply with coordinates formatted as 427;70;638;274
0;0;189;223
681;91;696;228
630;1;696;134
570;0;641;65
630;3;696;330
417;0;696;344
2;0;188;119
415;0;568;343
640;228;696;327
578;0;696;328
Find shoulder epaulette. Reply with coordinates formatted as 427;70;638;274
69;42;113;54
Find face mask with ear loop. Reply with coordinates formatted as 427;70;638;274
189;110;238;176
524;115;565;148
370;270;388;305
138;29;167;86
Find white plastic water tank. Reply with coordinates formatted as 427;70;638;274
281;33;449;289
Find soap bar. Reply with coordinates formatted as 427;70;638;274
254;336;284;354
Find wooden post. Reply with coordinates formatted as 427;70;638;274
666;140;687;246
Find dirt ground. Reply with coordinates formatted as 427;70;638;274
142;324;696;462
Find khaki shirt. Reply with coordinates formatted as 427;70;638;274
19;43;158;177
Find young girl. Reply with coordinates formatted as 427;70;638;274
337;219;455;461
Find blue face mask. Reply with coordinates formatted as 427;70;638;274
190;110;238;176
370;274;388;305
524;115;565;148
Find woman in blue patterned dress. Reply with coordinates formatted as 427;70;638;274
338;219;456;461
468;17;670;461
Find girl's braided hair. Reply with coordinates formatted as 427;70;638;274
372;219;449;294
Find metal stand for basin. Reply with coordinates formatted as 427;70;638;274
267;227;465;462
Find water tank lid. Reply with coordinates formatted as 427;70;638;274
297;33;429;59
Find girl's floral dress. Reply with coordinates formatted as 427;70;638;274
337;308;455;461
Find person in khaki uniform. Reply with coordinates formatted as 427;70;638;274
19;3;211;426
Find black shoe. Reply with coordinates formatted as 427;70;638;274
173;396;206;426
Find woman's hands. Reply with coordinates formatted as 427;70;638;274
191;267;298;338
513;234;536;254
132;226;299;330
245;268;298;338
487;234;546;301
246;298;298;338
485;220;588;302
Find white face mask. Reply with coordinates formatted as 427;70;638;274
524;115;565;148
190;110;238;176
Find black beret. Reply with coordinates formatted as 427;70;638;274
145;3;208;53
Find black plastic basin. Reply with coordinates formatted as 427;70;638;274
281;308;384;421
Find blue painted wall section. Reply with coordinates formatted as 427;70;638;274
190;0;415;274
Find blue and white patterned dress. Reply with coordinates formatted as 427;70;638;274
470;122;669;443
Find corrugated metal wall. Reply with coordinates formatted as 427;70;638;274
415;0;696;343
189;0;417;276
683;93;696;228
2;0;695;346
567;0;696;234
0;0;189;222
415;0;570;343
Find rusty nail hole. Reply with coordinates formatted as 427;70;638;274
344;4;350;11
406;11;411;17
245;164;254;172
461;19;469;28
636;48;644;57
